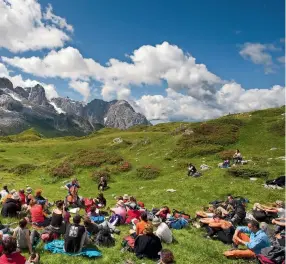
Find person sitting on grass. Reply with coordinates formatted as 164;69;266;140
156;206;171;221
98;176;107;191
64;215;90;253
125;203;141;224
0;186;9;201
83;217;99;237
12;218;33;254
1;192;21;218
203;214;234;244
18;189;26;206
50;200;65;232
223;220;270;259
134;224;162;260
233;149;242;164
229;198;247;226
25;187;34;206
130;211;149;237
65;178;80;194
158;249;175;264
0;237;28;264
152;217;173;244
95;193;107;208
34;189;46;206
187;163;197;176
29;199;50;227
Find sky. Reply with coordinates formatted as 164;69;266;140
0;0;285;122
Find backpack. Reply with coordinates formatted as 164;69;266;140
95;228;115;247
169;217;189;229
122;235;135;252
252;209;267;222
90;215;105;224
173;209;191;220
257;255;277;264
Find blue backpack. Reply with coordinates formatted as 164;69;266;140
169;217;189;229
90;215;105;224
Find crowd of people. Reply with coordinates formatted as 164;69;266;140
0;165;284;263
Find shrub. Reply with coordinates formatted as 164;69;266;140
70;150;123;167
268;120;285;136
9;164;37;175
171;144;223;158
51;162;74;178
227;167;269;178
136;165;160;180
0;149;6;152
91;170;111;182
117;161;132;172
217;150;235;160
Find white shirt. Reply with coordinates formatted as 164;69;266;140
277;208;285;219
154;222;172;244
0;190;8;199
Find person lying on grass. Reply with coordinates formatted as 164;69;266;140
203;214;234;244
223;220;270;259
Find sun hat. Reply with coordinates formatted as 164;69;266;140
26;187;32;194
12;192;20;200
129;202;137;210
116;200;125;207
123;194;129;200
10;189;16;194
152;217;162;226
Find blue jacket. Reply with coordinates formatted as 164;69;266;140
237;226;270;254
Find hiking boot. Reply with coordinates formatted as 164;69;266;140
229;243;238;251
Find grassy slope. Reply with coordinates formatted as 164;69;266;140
0;107;285;264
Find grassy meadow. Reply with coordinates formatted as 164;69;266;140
0;106;285;264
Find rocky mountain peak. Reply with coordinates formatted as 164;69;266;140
0;77;13;90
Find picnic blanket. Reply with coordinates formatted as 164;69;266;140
44;240;102;258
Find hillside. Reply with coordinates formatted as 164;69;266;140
0;106;285;264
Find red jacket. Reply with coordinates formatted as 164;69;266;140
125;209;141;224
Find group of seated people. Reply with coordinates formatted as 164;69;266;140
0;182;177;263
195;195;285;260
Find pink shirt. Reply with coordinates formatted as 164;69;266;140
30;204;44;223
112;206;127;223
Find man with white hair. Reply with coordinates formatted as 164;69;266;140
152;217;172;244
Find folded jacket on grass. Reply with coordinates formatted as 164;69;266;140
44;240;102;258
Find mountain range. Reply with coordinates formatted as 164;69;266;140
0;77;150;136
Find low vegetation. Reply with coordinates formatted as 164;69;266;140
51;162;74;178
136;165;160;180
227;166;270;179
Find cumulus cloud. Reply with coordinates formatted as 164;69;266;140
0;0;72;52
136;84;285;121
2;42;285;120
239;42;278;73
3;42;222;101
69;80;91;102
0;63;58;100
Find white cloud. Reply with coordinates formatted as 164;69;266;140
69;80;90;102
44;4;73;32
136;84;285;121
0;63;58;100
0;0;72;52
239;43;279;74
277;56;285;64
3;42;222;102
2;42;285;121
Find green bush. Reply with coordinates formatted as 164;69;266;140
136;165;160;180
51;162;74;178
228;167;269;178
217;150;235;160
171;144;223;158
91;170;111;182
9;164;37;175
0;149;6;152
268;120;285;136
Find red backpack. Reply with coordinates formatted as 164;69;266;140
256;255;277;264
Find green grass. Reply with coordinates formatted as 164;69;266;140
0;106;285;264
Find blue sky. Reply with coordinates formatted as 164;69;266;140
0;0;285;121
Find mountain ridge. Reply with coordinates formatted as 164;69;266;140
0;77;150;136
